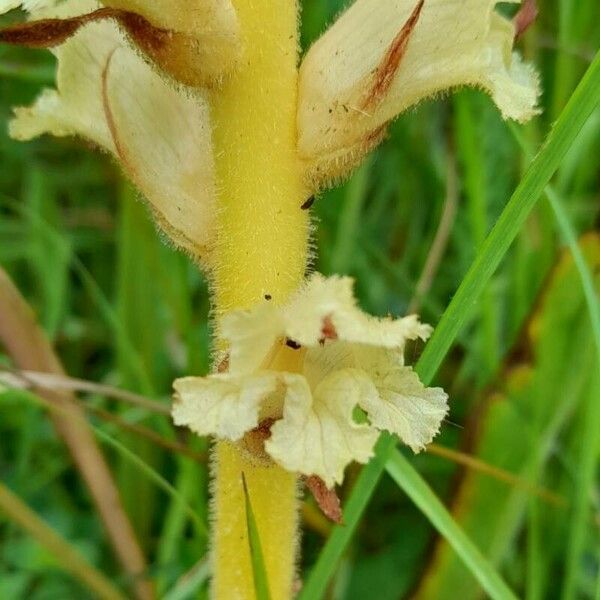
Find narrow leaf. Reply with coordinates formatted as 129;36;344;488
242;473;272;600
386;449;518;600
0;481;127;600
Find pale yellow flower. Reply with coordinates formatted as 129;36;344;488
2;0;218;260
172;274;448;487
297;0;540;187
1;0;540;265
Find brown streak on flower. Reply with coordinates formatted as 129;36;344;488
0;8;169;49
241;418;275;464
216;354;230;373
320;315;338;343
304;475;343;524
0;10;104;48
100;48;133;171
361;0;425;110
514;0;538;40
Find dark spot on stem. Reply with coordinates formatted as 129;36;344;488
301;196;315;210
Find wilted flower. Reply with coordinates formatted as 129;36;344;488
0;0;219;260
173;274;448;487
1;0;540;264
297;0;540;186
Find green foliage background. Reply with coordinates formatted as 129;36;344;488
0;1;599;598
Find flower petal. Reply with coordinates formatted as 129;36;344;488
297;0;540;188
9;0;217;260
172;373;279;441
1;0;240;86
220;303;284;375
100;0;241;86
303;342;404;389
102;45;217;256
359;365;448;452
283;273;431;347
266;371;379;487
0;0;54;13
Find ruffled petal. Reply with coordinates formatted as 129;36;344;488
303;341;404;389
266;371;379;487
297;0;540;188
9;0;217;260
220;303;284;375
172;373;279;441
283;273;431;347
359;365;448;452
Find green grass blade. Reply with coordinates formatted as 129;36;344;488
549;196;600;600
93;426;207;540
0;480;127;600
386;450;518;600
163;560;210;600
241;473;272;600
300;48;600;600
509;121;600;600
418;47;600;385
454;93;499;381
298;435;393;600
1;197;154;394
9;382;207;540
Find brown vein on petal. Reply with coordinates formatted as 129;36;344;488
101;49;210;260
0;8;168;49
514;0;538;40
320;315;338;344
101;48;132;170
361;0;425;111
216;354;230;373
304;476;343;524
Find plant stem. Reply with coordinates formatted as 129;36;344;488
208;1;310;598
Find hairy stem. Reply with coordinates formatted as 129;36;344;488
208;1;310;598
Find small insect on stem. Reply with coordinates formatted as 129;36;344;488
301;196;315;210
285;338;302;350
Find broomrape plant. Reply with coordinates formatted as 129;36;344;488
0;0;539;598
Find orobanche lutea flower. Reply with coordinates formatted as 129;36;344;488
173;274;448;487
2;0;540;596
1;0;539;266
1;0;539;491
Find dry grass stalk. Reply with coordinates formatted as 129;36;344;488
0;267;153;600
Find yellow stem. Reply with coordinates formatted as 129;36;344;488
208;1;309;598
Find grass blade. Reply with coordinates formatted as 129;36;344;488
417;47;600;384
547;193;600;600
93;427;207;541
242;473;272;600
162;560;210;600
298;435;392;600
386;449;518;600
508;121;600;600
0;480;127;600
0;266;152;599
300;48;600;600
